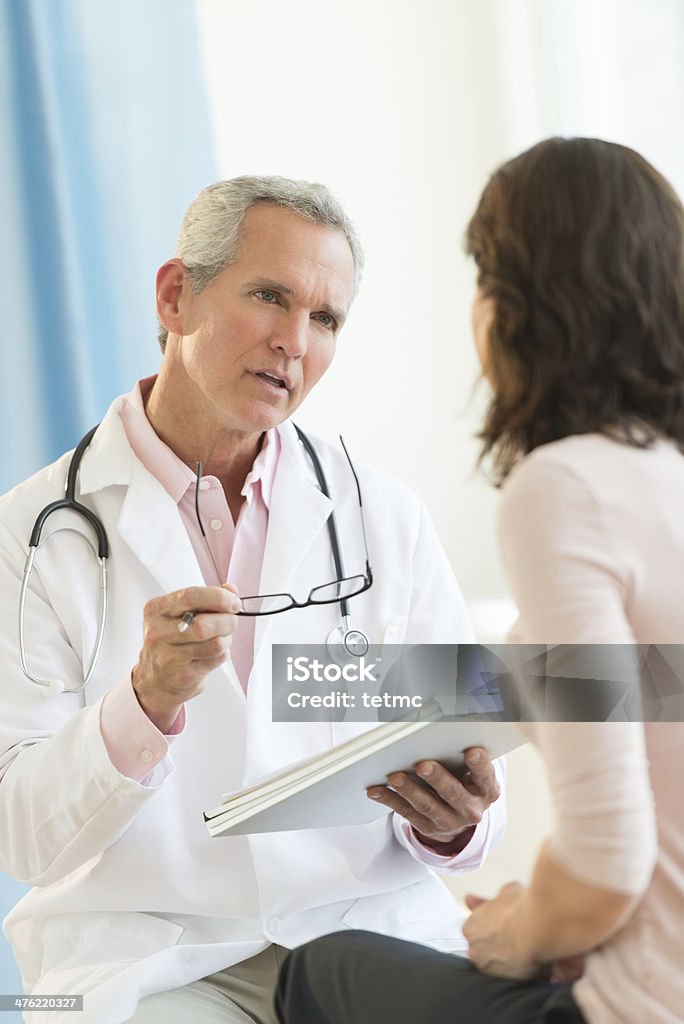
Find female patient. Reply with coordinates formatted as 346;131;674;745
275;138;684;1023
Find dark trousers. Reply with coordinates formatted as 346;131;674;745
275;930;587;1024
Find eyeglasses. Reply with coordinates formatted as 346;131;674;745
193;435;373;616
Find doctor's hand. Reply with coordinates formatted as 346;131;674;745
131;584;241;733
367;748;500;855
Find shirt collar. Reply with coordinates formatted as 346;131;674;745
243;430;280;509
120;376;280;508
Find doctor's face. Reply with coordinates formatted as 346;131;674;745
162;203;355;436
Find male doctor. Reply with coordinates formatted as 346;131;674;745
0;177;505;1024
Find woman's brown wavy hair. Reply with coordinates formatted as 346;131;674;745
466;137;684;483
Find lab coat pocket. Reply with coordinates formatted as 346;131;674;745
37;911;184;981
340;878;463;944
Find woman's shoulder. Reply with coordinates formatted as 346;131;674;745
503;432;682;503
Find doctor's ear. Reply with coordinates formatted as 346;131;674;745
156;259;189;338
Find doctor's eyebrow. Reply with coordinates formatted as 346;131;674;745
243;278;347;327
244;278;295;297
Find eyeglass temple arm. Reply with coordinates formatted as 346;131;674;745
339;435;372;578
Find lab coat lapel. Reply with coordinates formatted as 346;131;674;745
78;399;204;594
78;396;243;700
117;458;204;594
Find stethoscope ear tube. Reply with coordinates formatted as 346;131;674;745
20;424;109;695
18;548;65;695
29;425;109;557
29;499;109;558
19;544;108;696
18;549;36;682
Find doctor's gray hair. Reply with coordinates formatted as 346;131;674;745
157;175;364;352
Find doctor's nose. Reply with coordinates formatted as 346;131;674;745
269;314;309;360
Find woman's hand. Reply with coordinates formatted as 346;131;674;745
463;885;542;980
465;840;639;981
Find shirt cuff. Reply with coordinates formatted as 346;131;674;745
394;816;488;870
100;674;186;784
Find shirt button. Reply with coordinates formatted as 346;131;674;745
199;480;211;491
267;916;280;934
210;518;223;531
140;749;154;764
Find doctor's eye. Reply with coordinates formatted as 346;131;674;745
312;312;337;331
255;290;278;304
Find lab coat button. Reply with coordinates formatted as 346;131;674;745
267;916;280;934
199;480;211;491
140;749;154;763
210;518;223;531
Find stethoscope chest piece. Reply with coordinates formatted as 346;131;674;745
326;624;370;660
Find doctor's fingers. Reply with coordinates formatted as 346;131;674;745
366;783;468;837
134;641;230;706
143;591;240;639
141;611;238;654
416;752;500;804
146;586;243;622
164;611;239;645
167;633;234;663
373;767;490;830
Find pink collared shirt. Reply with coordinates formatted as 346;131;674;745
100;376;278;781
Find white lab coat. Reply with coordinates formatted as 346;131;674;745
0;394;506;1024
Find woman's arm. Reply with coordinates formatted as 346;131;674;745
466;450;658;979
522;840;641;958
463;840;641;978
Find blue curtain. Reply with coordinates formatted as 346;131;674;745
0;0;216;1008
1;0;217;487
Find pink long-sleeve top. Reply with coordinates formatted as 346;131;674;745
499;432;684;1024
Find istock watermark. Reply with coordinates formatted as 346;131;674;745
272;643;684;723
286;655;380;684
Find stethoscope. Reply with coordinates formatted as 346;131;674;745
293;426;371;660
19;424;370;697
19;425;108;697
